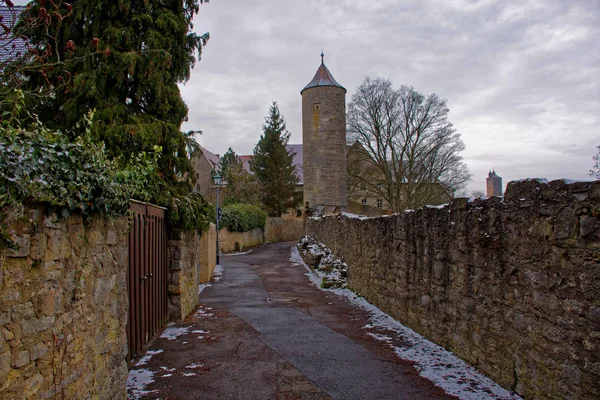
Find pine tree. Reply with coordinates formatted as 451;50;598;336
16;0;209;201
251;102;299;217
220;147;239;180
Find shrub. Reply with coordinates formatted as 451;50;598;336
220;203;267;232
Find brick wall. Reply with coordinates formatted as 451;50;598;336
0;205;129;399
306;179;600;399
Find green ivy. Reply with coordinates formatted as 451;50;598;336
0;116;159;217
220;203;267;232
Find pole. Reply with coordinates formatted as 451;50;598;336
215;184;220;265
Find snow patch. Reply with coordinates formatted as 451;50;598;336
199;283;211;294
135;349;163;366
512;178;548;184
127;368;157;398
341;212;371;220
160;326;190;340
212;264;224;282
289;246;522;400
182;372;197;377
223;249;254;255
185;363;204;369
196;309;214;318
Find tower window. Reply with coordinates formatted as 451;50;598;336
361;199;367;207
313;103;320;111
377;198;383;208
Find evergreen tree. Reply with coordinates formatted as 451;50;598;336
220;147;239;180
251;102;299;217
219;147;261;206
16;0;209;201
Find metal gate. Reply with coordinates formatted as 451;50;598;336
127;201;168;361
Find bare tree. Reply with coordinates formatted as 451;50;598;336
590;145;600;179
347;77;471;211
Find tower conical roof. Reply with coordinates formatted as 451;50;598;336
301;53;346;94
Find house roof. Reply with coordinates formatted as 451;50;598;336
236;144;304;185
0;6;28;64
200;146;220;170
301;53;346;94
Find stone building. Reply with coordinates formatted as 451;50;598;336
301;53;347;214
486;169;503;196
191;146;220;203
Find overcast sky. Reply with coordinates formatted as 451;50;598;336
180;0;599;193
11;0;599;193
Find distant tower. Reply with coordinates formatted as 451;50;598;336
301;52;347;214
486;169;503;196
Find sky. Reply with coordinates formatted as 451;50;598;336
10;0;600;194
180;0;599;194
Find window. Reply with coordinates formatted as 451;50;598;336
195;173;199;179
305;202;310;209
313;103;320;111
361;199;367;207
377;198;383;208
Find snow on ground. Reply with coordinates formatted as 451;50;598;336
199;283;211;294
127;368;157;398
212;264;224;282
223;249;254;255
135;349;163;367
160;326;191;341
290;244;522;400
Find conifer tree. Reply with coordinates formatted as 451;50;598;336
16;0;209;200
220;147;239;180
251;102;299;217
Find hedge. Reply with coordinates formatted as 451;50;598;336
220;203;267;232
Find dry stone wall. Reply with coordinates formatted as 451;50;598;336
167;229;201;321
265;217;304;243
0;205;129;400
306;179;600;400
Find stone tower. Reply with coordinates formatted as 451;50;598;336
301;53;347;214
486;169;503;196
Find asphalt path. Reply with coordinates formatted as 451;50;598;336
128;241;452;400
201;242;451;400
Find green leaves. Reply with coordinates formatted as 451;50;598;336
251;102;299;217
0;119;159;217
220;204;267;233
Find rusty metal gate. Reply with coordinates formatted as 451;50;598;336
127;201;168;361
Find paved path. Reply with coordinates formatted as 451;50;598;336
128;242;453;400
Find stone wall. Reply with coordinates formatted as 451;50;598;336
306;179;600;400
218;228;264;253
265;217;304;243
167;229;201;321
0;205;129;400
200;223;217;283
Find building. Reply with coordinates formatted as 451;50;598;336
191;146;220;203
0;6;28;68
486;169;503;197
301;53;347;214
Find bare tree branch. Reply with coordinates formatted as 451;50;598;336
347;77;471;212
